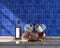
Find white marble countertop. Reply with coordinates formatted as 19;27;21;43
0;36;60;45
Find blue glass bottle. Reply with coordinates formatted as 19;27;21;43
15;19;21;40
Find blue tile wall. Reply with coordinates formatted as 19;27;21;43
0;0;60;36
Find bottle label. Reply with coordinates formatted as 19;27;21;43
16;27;20;38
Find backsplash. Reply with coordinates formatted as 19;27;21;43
0;0;60;36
